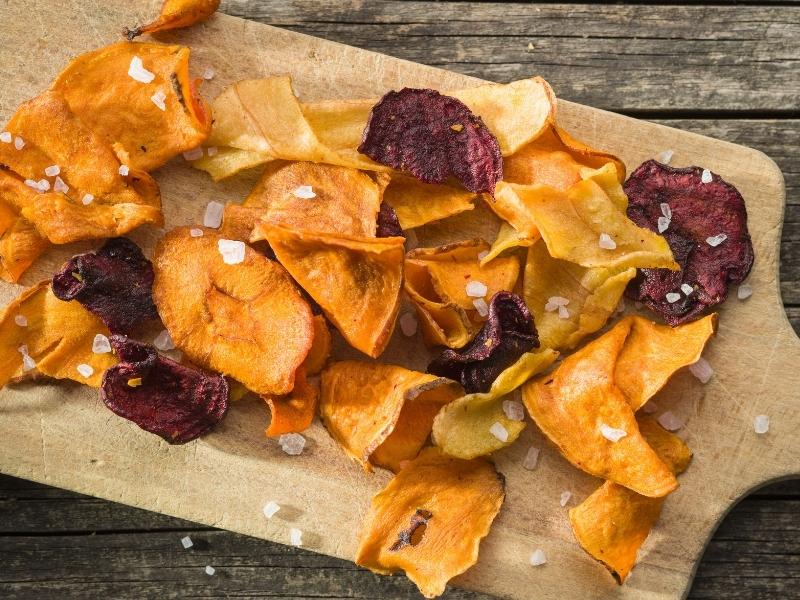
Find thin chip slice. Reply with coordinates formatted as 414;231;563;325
264;367;319;437
355;447;504;599
481;222;534;265
125;0;220;39
522;321;677;497
383;174;476;230
254;224;404;358
152;227;314;396
302;314;332;376
320;361;463;472
0;171;49;282
433;348;558;459
568;417;692;583
0;281;117;388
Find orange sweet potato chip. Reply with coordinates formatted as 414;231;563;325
522;321;678;497
264;367;319;437
569;417;692;583
254;224;404;358
0;281;117;388
320;361;463;472
303;314;332;376
152;227;314;396
0;171;49;282
355;446;504;598
383;174;476;230
125;0;220;39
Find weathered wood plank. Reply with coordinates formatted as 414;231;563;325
219;1;800;113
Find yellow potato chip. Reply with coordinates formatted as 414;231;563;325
355;446;505;599
383;174;476;230
320;361;463;472
433;348;558;459
480;222;534;266
264;367;318;437
0;281;117;388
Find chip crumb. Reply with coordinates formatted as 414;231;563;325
204;565;216;576
180;535;193;549
529;549;547;566
44;165;60;177
665;292;681;303
559;491;572;507
657;216;671;233
128;56;156;83
489;421;509;442
14;136;25;150
522;446;540;470
465;280;488;298
279;433;306;455
76;363;94;378
218;239;246;265
450;123;464;132
753;414;769;435
706;233;728;247
118;164;130;176
502;400;525;422
680;283;694;296
656;149;674;164
0;131;11;143
701;169;713;184
92;333;112;354
14;314;27;327
598;233;617;250
689;357;714;383
189;228;204;238
263;500;281;519
472;297;489;317
399;312;418;337
599;423;627;442
81;193;94;205
203;201;224;228
153;329;175;351
293;185;316;199
657;410;684;432
641;401;658;414
289;527;303;547
737;284;753;300
127;377;143;388
183;147;204;161
53;176;69;194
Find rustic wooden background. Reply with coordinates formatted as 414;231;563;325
1;1;798;598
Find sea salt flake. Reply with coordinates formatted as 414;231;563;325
218;239;246;265
14;136;24;150
189;228;204;238
44;165;60;177
559;491;572;507
279;433;306;455
150;89;167;111
37;179;50;192
153;329;175;351
737;284;753;300
522;446;540;470
128;56;156;83
706;233;727;247
665;292;681;303
657;410;684;432
24;179;38;190
289;527;303;547
81;193;94;205
598;233;616;250
656;149;673;164
465;280;488;298
558;305;570;320
180;535;193;549
76;363;94;378
263;501;281;519
641;401;659;415
689;357;714;383
502;400;525;422
489;421;509;442
472;298;489;317
544;296;569;312
183;147;204;161
53;176;69;194
657;216;671;233
599;423;627;442
680;283;694;296
203;201;224;228
92;333;112;354
399;312;418;337
477;250;489;261
660;202;672;220
118;164;130;176
753;414;769;435
701;169;713;184
204;565;216;576
202;67;215;80
206;146;218;157
0;132;11;143
22;354;36;371
14;314;27;327
529;549;547;566
293;185;316;199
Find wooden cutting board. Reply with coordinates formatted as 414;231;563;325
1;2;798;598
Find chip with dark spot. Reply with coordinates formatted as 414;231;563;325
390;509;433;551
376;201;404;238
428;291;539;393
101;335;228;444
51;237;159;335
624;160;754;325
358;88;502;195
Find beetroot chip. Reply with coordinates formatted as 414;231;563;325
101;335;228;444
52;237;159;334
624;160;754;325
428;291;539;393
358;88;502;194
376;201;404;238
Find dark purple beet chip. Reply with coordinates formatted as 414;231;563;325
428;291;539;393
51;237;159;335
376;201;403;237
624;160;754;326
358;88;502;195
101;335;229;444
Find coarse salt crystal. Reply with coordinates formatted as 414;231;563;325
665;292;681;303
151;89;167;111
263;501;281;519
558;305;570;320
529;549;547;566
22;354;36;371
599;423;627;442
472;298;489;317
76;363;94;378
680;283;694;295
14;314;27;327
522;446;540;470
183;147;204;161
44;165;60;177
502;400;525;422
128;56;156;84
641;401;659;414
559;491;572;507
689;357;714;383
92;333;112;354
489;421;509;442
660;202;672;220
0;131;11;143
544;296;569;312
202;67;215;80
207;146;218;157
14;136;24;150
737;284;753;300
598;233;616;250
53;176;69;194
293;185;316;199
218;239;246;265
81;193;94;205
657;410;684;432
399;312;418;337
37;179;50;192
180;535;193;549
189;228;204;238
706;233;727;247
701;169;713;184
465;280;488;298
657;216;671;233
289;527;303;547
657;150;673;164
118;165;130;176
203;201;224;228
279;433;306;455
24;179;38;190
204;565;216;576
753;414;769;435
153;329;175;351
477;250;490;262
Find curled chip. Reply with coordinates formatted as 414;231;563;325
358;88;503;194
522;321;677;497
320;361;463;472
355;447;505;599
569;417;692;583
429;291;539;394
254;224;404;358
0;170;49;282
523;238;636;350
624;160;755;325
264;367;319;437
0;281;117;388
383;175;476;230
152;227;314;396
376;202;403;237
302;315;332;376
51;237;159;335
482;222;534;266
101;335;228;444
432;348;558;459
125;0;220;39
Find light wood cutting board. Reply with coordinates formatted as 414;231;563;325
1;2;798;598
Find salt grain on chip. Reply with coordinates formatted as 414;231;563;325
81;193;94;205
18;345;36;371
14;314;27;327
701;169;713;184
465;280;488;298
92;333;112;354
0;131;11;143
218;239;246;265
660;202;672;220
598;233;617;250
477;250;490;261
558;305;570;320
529;549;547;566
207;146;218;157
279;433;306;455
665;292;681;303
153;329;175;351
44;165;60;177
203;201;224;228
399;312;418;337
292;185;316;199
14;136;24;150
738;284;753;300
150;89;167;111
706;233;727;247
118;165;129;176
53;176;69;194
289;527;303;547
559;491;572;507
753;414;769;435
24;179;38;190
689;357;714;383
190;228;204;238
128;56;156;84
599;423;627;442
680;283;694;296
657;410;684;432
202;67;215;80
263;501;281;519
76;363;94;378
472;298;489;317
502;400;525;422
522;446;540;471
657;216;670;233
489;421;509;442
544;296;569;312
183;147;204;161
180;535;193;549
37;179;50;192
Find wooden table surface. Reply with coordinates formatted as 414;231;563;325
1;1;798;598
